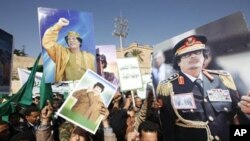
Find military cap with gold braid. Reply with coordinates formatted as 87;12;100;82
173;35;207;56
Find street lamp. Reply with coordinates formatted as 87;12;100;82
112;13;128;52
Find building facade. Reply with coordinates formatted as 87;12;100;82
116;42;153;75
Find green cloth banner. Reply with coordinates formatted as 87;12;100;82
39;74;53;109
0;53;41;116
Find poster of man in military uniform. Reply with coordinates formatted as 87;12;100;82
153;12;250;141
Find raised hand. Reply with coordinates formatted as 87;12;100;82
238;91;250;115
57;17;69;27
40;100;53;125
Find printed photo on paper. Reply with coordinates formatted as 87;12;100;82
57;69;117;134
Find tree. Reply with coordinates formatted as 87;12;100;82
13;49;22;56
130;49;144;62
13;46;27;56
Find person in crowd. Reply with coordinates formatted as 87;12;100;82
32;95;40;107
125;93;148;140
127;120;158;141
42;17;95;82
51;98;64;141
126;109;136;137
144;84;163;141
101;104;117;141
0;120;11;141
36;100;118;141
59;104;117;141
52;98;63;112
36;101;54;141
10;106;40;140
152;50;176;89
8;112;26;137
53;92;64;101
109;92;130;141
157;35;249;141
134;96;143;110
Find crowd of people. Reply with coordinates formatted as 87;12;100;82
0;87;161;141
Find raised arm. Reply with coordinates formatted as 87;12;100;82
42;18;69;62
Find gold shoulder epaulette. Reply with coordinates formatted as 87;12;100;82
203;69;237;90
202;69;214;81
202;69;230;76
156;73;178;96
161;73;179;84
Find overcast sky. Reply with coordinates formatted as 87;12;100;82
0;0;249;57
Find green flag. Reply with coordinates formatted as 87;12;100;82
0;53;41;116
18;53;41;106
0;94;18;116
39;74;53;109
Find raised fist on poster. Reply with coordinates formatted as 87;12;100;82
58;17;69;27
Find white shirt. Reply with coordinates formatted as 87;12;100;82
182;71;203;83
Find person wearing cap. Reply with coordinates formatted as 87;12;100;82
96;54;119;86
42;17;95;82
157;35;249;141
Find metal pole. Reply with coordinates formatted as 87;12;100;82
112;12;128;55
120;35;123;52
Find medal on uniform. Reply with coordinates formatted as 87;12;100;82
207;89;232;102
171;93;196;109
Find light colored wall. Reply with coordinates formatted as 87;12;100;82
116;42;153;75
